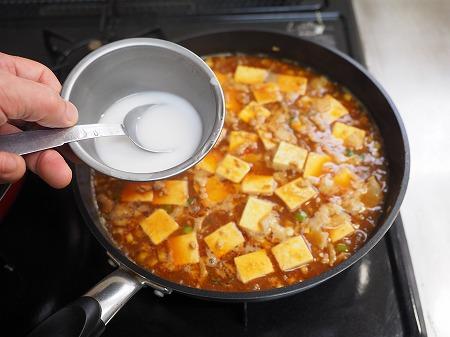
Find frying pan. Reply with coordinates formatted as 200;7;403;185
28;30;409;337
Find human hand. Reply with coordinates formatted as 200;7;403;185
0;52;78;188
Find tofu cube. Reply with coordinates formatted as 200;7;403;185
290;118;302;132
305;229;329;250
328;222;355;242
120;182;153;202
241;174;277;196
203;176;234;206
167;232;200;265
272;141;308;171
314;95;349;123
275;178;318;211
153;180;189;206
228;131;258;154
333;167;354;188
140;209;179;245
204;57;214;67
276;74;308;95
216;154;251;183
215;72;228;87
196;149;222;174
257;129;277;150
205;222;245;258
272;236;313;271
225;89;241;113
251;82;282;104
240;153;263;164
234;250;274;284
303;152;332;178
239;197;273;232
332;122;366;150
238;101;271;123
234;65;268;84
362;176;383;207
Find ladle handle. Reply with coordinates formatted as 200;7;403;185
0;124;124;156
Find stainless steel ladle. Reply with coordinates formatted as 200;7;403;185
0;103;171;155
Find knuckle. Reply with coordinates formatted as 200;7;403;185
0;71;22;118
0;111;7;125
0;70;11;93
0;156;8;173
0;54;16;74
0;153;14;174
0;74;7;103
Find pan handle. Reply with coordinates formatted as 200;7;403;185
28;268;144;337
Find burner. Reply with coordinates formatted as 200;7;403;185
0;175;113;336
43;24;166;78
42;4;166;79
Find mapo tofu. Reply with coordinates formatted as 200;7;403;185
94;55;387;291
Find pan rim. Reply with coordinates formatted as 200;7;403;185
73;28;410;302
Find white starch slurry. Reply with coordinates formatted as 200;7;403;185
95;91;202;173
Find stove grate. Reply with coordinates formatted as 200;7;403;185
0;0;325;18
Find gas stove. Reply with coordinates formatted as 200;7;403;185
0;1;426;336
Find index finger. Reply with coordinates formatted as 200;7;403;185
0;70;78;127
0;52;61;93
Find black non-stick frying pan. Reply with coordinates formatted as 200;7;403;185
29;30;409;337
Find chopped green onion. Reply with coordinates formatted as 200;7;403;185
187;197;195;205
294;211;308;222
345;149;354;157
183;226;193;234
336;243;349;253
360;154;365;160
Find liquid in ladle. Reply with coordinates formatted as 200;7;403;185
95;91;203;173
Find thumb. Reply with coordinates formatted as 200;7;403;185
0;151;26;183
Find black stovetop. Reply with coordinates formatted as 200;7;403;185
0;1;426;336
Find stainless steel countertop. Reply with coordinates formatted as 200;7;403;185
353;1;450;336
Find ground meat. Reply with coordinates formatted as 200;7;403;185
97;193;114;213
110;203;135;226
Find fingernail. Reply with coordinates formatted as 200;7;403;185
1;153;17;173
65;101;79;125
